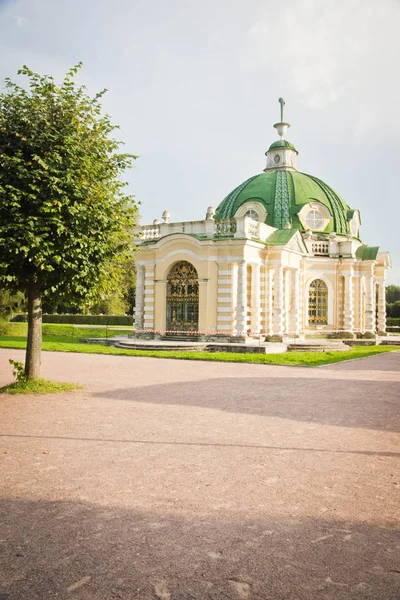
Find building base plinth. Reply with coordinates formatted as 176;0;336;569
265;334;283;342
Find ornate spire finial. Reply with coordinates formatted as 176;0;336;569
273;97;290;139
279;97;285;122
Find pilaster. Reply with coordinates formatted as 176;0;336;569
264;267;274;336
143;261;155;331
217;260;235;333
364;271;376;333
343;270;354;335
236;260;247;336
288;269;301;336
377;277;387;334
251;263;261;334
134;264;145;329
271;265;284;339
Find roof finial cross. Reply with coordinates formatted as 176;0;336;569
279;97;285;123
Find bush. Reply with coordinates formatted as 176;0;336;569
387;317;400;327
9;313;26;322
11;313;132;326
0;322;133;339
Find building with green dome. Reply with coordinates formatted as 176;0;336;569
135;100;390;340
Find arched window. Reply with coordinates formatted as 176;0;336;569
308;279;328;325
244;209;260;221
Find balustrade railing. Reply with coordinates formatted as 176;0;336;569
214;219;237;237
312;242;329;255
137;216;271;243
141;225;161;240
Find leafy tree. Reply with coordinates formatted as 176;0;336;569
387;300;400;318
386;285;400;305
89;259;136;315
0;64;138;378
0;289;26;319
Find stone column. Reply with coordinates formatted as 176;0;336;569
343;272;354;335
264;267;274;336
284;269;290;333
272;265;284;339
251;263;261;335
299;268;305;334
143;262;155;333
154;280;167;337
377;277;387;335
236;260;247;337
217;261;234;334
134;264;145;330
364;273;376;333
231;263;238;335
289;269;301;336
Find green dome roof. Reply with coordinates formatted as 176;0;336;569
268;140;297;152
214;170;352;235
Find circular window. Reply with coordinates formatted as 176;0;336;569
305;209;324;230
274;154;281;164
244;209;260;221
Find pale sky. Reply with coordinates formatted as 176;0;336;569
1;0;399;283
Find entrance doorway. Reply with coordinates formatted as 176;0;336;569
166;261;199;332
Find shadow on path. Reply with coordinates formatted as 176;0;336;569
0;497;399;600
95;376;400;433
1;434;399;457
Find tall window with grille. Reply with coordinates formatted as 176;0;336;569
308;279;328;325
166;261;199;332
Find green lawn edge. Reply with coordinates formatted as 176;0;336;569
0;335;397;367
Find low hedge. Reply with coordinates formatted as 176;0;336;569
0;322;133;338
387;318;400;327
11;314;133;326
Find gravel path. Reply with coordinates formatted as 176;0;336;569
1;349;399;600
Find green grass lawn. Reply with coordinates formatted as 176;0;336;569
0;334;397;367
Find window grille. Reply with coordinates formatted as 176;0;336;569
308;279;328;325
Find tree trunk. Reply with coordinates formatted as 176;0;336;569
25;281;42;380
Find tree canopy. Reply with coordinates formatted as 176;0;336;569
0;63;138;377
386;285;400;304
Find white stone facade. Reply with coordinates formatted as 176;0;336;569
134;217;390;340
134;105;391;340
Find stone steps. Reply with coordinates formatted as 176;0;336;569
114;340;207;351
160;335;201;342
287;341;349;352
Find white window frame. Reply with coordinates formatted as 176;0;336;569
304;275;334;327
298;201;331;232
235;201;268;223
